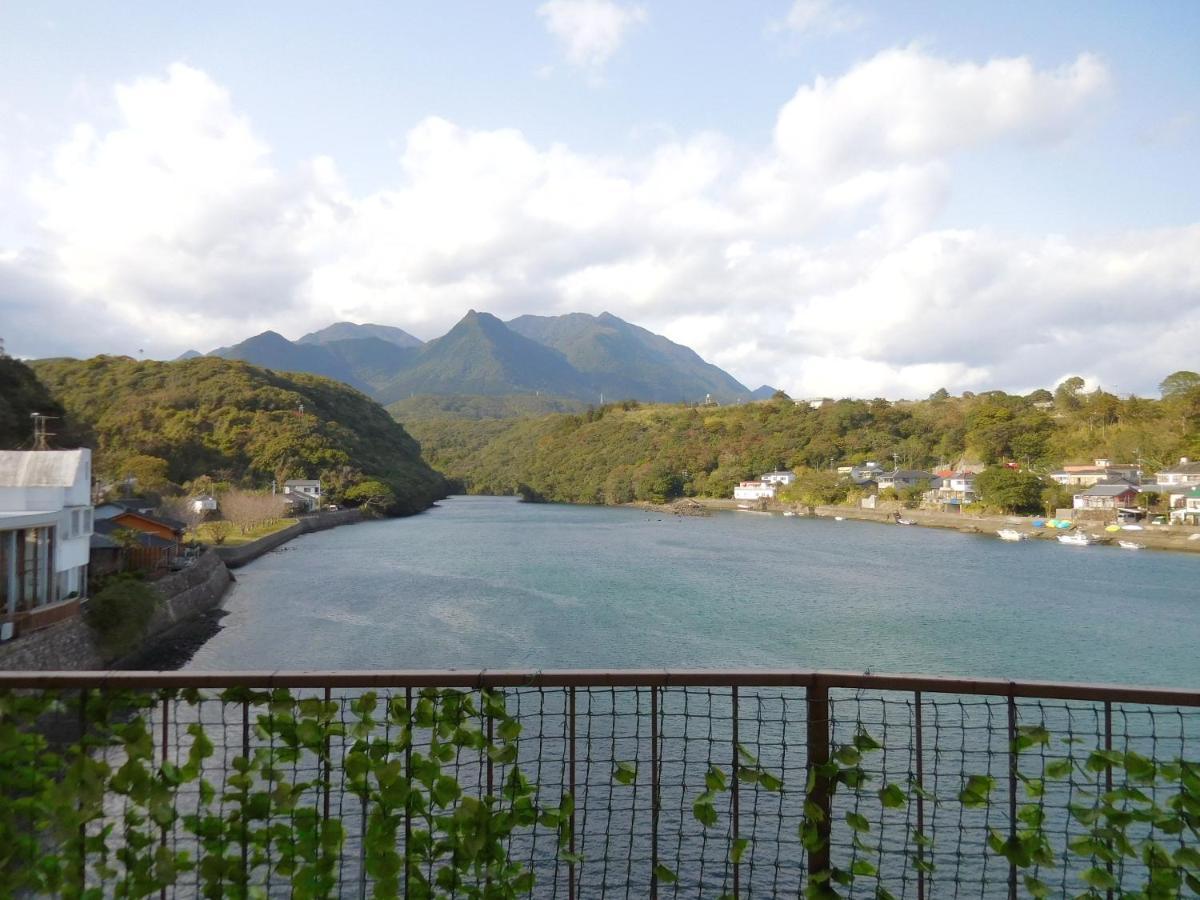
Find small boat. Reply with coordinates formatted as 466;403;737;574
893;513;915;526
782;511;796;517
996;529;1027;542
834;516;845;521
1121;524;1144;531
1057;532;1094;546
1117;540;1145;550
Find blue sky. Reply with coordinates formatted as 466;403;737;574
1;1;1197;396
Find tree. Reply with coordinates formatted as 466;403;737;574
1159;371;1200;398
784;467;848;507
344;480;398;515
928;388;950;402
117;454;172;496
1054;376;1086;411
974;467;1045;514
203;520;235;545
1025;389;1053;403
220;491;286;533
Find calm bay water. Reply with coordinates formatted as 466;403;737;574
187;495;1200;687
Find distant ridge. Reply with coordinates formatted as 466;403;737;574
204;311;754;405
298;321;423;349
507;311;749;403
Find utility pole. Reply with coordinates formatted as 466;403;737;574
30;413;56;450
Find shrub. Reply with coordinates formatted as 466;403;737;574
86;576;160;659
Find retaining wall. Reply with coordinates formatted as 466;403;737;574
214;508;363;568
0;550;233;671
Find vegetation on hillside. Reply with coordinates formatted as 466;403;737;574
0;356;70;448
30;355;446;514
403;375;1200;505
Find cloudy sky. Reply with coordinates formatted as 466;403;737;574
1;1;1197;397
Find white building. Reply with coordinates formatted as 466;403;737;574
760;471;796;486
0;450;94;628
1155;458;1200;513
283;478;322;511
733;481;777;501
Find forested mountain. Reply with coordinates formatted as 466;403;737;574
30;355;446;514
210;330;371;392
371;311;593;403
506;312;749;403
404;379;1200;504
200;311;753;405
0;356;69;449
298;321;423;348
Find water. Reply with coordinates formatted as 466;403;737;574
186;496;1200;687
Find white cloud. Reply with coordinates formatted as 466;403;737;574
773;48;1109;174
537;0;646;73
774;0;865;36
2;50;1196;401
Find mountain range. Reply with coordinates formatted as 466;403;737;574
187;311;759;405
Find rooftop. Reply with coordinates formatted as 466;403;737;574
0;449;89;488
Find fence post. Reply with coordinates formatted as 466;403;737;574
914;690;925;900
1007;691;1017;900
160;695;170;900
731;686;740;899
805;681;832;885
650;686;659;900
323;686;332;825
241;699;250;887
404;686;412;900
78;688;88;890
569;686;577;900
1104;700;1114;900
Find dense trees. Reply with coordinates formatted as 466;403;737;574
0;356;69;449
30;355;446;514
404;379;1198;506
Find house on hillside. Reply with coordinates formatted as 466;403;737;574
190;494;218;516
1170;487;1200;525
95;497;158;519
283;479;322;512
0;449;94;638
733;481;776;501
760;471;796;486
1073;483;1140;511
1049;459;1142;488
876;470;935;492
1155;457;1200;515
925;470;978;509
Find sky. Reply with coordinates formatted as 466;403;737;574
0;1;1197;398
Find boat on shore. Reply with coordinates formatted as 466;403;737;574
782;511;796;517
996;529;1027;542
1118;540;1146;551
893;513;915;526
1058;532;1094;547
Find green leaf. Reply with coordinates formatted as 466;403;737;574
730;838;749;864
654;863;678;884
1080;866;1117;890
705;765;728;792
853;729;882;752
851;859;877;877
878;783;906;809
845;811;870;833
958;774;995;808
1023;875;1051;897
1044;758;1073;780
613;761;637;785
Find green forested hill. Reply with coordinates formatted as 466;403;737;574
0;356;69;449
30;355;446;513
404;379;1200;504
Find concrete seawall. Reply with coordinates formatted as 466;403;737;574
214;508;364;568
0;550;233;671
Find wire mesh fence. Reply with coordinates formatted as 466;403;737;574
2;671;1198;898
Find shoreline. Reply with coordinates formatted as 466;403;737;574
635;497;1200;554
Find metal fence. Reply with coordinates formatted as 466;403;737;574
2;670;1198;898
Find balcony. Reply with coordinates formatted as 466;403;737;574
2;670;1198;897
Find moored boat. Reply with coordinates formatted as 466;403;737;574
1057;532;1094;546
996;529;1027;542
1117;540;1146;550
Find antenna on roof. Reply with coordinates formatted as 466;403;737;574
30;413;56;450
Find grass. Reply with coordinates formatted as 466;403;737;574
191;518;299;547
